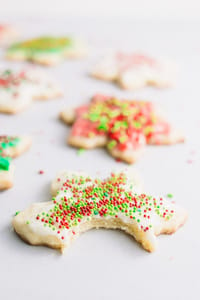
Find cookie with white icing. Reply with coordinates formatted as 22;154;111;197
91;52;176;90
0;24;19;47
0;68;62;114
60;94;184;164
12;170;187;252
6;36;87;66
0;136;31;190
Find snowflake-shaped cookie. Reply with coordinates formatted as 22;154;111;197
0;68;62;114
6;36;87;65
60;94;184;164
91;52;176;90
13;170;187;252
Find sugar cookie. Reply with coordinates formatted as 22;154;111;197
0;136;31;190
60;94;184;164
91;52;176;90
6;36;87;65
0;68;62;114
12;170;187;252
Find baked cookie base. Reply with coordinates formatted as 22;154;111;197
0;164;14;190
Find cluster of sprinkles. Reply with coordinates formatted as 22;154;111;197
34;172;175;239
0;136;20;152
9;37;72;53
72;94;170;151
0;69;28;91
0;136;20;171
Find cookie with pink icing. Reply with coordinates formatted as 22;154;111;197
91;52;176;90
0;135;31;190
12;170;187;253
0;68;62;114
60;94;184;164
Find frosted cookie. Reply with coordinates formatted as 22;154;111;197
60;94;184;164
0;135;31;190
0;24;18;47
0;68;62;114
12;170;187;252
6;36;87;66
91;52;176;90
0;157;14;190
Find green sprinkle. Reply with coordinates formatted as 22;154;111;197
107;140;117;150
77;148;85;156
133;121;142;129
167;193;173;198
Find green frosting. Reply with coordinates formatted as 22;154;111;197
0;136;20;171
0;137;20;152
8;36;73;54
0;156;10;171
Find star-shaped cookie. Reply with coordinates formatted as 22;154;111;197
91;52;176;90
0;135;31;190
12;170;187;252
6;36;87;66
0;68;62;114
60;94;184;164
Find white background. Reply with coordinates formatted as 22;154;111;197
0;0;200;20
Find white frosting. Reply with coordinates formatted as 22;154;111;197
0;68;62;112
92;53;176;89
19;171;186;251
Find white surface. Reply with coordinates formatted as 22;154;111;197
0;19;199;300
1;0;200;20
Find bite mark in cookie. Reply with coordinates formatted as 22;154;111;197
12;170;187;253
